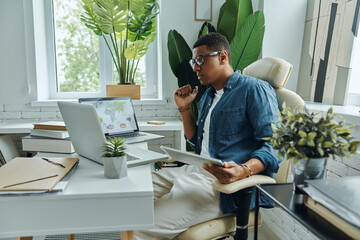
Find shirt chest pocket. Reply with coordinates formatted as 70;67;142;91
216;107;246;136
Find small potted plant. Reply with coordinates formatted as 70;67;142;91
102;137;127;179
265;103;360;186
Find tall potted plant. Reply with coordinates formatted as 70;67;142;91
80;0;159;99
167;0;264;120
265;104;360;187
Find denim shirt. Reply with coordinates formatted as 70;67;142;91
187;70;280;213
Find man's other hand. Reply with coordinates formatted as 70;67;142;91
203;161;247;184
174;84;198;109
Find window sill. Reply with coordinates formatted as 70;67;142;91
31;98;168;107
306;101;360;125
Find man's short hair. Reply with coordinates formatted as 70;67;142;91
193;32;232;66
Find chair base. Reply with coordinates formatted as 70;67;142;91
177;210;262;240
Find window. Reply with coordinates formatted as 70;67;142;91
42;0;159;99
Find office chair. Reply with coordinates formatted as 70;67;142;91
176;57;305;240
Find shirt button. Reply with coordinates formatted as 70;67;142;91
229;86;232;89
201;119;203;122
208;104;211;106
198;137;200;139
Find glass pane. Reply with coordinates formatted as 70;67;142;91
113;57;147;87
53;0;99;93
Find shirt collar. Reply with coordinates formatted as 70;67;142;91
206;70;241;97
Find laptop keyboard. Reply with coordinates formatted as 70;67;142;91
121;132;141;138
126;154;140;161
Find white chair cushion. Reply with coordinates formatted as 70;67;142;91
275;88;305;110
243;57;293;88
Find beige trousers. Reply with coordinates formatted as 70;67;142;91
134;165;225;240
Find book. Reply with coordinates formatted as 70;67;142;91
302;177;360;239
0;157;79;192
30;128;69;139
33;121;67;131
22;135;75;154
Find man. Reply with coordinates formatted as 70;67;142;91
135;33;279;240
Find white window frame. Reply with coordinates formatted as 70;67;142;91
34;0;159;100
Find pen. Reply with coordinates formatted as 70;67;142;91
41;158;66;168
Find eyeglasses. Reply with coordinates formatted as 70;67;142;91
189;51;222;68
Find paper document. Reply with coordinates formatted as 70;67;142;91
0;157;79;192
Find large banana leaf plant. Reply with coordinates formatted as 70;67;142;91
168;23;215;122
80;0;159;84
167;0;265;121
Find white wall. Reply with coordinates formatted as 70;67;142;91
0;0;36;104
159;0;225;103
348;31;360;94
261;0;308;92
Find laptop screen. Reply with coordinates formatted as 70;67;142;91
78;97;139;135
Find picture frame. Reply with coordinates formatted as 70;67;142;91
195;0;212;21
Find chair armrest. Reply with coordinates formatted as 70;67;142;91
212;175;276;194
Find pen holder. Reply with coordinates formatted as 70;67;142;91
103;155;127;179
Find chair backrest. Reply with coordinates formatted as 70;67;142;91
243;57;305;111
243;57;305;183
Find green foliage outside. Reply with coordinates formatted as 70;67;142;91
54;0;147;93
55;0;100;92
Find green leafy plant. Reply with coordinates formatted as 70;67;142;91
80;0;159;84
265;104;360;164
102;137;126;157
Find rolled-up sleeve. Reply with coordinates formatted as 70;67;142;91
186;125;198;151
247;82;280;175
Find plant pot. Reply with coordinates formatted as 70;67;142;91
291;157;327;190
103;155;128;179
106;84;140;100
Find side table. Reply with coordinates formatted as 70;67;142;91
254;183;351;240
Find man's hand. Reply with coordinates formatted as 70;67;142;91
174;85;198;109
203;161;247;184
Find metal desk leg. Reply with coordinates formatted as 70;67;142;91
254;186;259;240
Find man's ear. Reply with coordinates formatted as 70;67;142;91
219;51;228;65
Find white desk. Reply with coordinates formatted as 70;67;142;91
0;153;154;239
0;119;186;151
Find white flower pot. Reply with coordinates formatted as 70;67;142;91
103;155;127;179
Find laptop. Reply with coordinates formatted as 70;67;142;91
78;97;163;144
57;101;168;167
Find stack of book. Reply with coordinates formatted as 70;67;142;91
302;176;360;239
22;121;75;154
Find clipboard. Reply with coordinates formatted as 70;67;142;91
0;157;79;192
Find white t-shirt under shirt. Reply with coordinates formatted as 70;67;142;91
200;88;224;157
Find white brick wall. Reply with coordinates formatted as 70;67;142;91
0;103;179;123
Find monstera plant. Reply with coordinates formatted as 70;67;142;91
80;0;159;84
167;0;265;120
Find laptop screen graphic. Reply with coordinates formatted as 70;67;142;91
79;97;139;135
